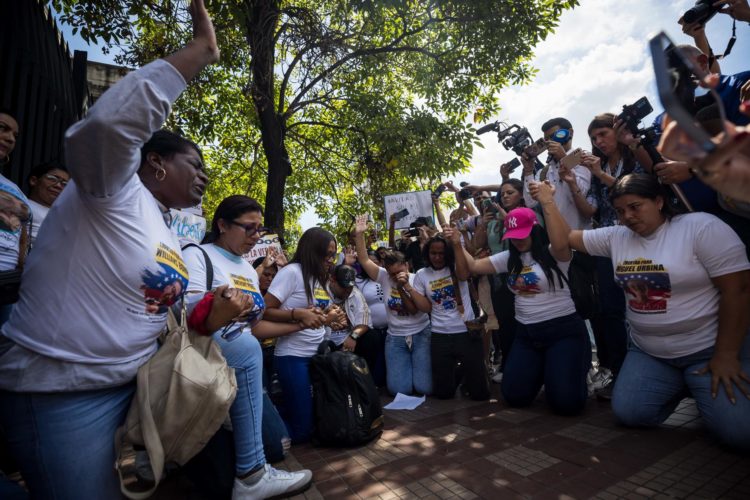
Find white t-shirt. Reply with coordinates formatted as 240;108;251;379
490;250;576;325
583;213;750;358
183;243;266;330
28;199;50;245
375;267;430;336
524;159;592;230
0;174;30;271
413;266;474;334
355;276;387;328
267;263;332;357
0;59;188;391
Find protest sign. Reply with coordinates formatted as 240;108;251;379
243;234;282;263
169;209;206;246
384;190;434;230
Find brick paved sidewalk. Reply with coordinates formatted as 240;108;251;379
156;388;750;499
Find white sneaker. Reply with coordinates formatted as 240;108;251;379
232;464;313;500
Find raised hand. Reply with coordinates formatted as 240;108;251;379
353;214;369;236
343;246;357;266
528;180;555;204
188;0;220;63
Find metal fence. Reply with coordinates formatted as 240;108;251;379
0;0;88;190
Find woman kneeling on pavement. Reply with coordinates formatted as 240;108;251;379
352;214;433;396
184;194;311;497
0;3;311;497
535;174;750;450
411;232;489;401
451;206;591;416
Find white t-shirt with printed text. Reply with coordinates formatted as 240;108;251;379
267;263;332;357
412;266;474;334
490;250;576;325
582;213;750;358
375;267;430;336
183;243;266;333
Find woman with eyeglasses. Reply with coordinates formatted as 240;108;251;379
183;195;310;494
263;227;342;443
26;161;70;243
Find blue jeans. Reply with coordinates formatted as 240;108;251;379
384;325;432;396
612;337;750;451
0;383;135;499
274;355;313;443
261;391;289;463
212;330;266;475
501;313;591;416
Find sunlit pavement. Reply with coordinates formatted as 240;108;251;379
155;387;749;499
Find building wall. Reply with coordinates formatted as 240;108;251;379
0;0;88;189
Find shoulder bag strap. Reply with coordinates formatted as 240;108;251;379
183;243;213;291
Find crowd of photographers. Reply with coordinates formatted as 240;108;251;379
1;1;750;498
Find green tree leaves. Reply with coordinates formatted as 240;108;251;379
54;0;577;242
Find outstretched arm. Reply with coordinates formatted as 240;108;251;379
353;214;380;281
65;0;219;198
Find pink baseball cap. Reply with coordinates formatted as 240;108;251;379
502;207;539;240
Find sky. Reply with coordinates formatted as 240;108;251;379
60;0;750;229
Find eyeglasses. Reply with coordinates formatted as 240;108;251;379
44;174;69;187
230;221;269;237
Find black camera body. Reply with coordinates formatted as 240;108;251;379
408;228;419;237
477;122;534;156
683;0;719;25
617;96;653;136
458;188;472;201
502;126;533;156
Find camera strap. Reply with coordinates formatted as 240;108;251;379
709;19;736;66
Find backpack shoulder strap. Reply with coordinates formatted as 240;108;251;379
182;243;213;291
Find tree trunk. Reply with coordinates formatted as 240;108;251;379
243;0;290;238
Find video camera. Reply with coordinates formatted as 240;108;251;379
617;97;662;151
683;0;720;26
476;122;535;156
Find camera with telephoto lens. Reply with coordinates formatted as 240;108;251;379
683;0;720;26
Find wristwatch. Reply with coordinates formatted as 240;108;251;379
350;332;360;340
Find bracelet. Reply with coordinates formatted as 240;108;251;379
290;308;296;321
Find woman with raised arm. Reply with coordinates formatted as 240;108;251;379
0;2;296;497
449;204;591;415
352;215;432;396
532;174;750;450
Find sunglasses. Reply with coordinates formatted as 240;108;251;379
230;221;269;237
44;174;69;187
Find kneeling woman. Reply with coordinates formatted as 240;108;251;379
536;174;750;450
411;234;489;400
263;227;342;443
184;195;311;497
451;207;590;416
352;215;432;396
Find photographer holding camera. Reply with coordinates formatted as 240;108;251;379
521;118;593;231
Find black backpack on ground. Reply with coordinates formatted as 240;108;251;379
309;341;384;447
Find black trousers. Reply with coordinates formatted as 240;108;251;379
354;327;387;387
431;332;490;400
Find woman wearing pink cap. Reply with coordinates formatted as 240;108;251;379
450;205;591;416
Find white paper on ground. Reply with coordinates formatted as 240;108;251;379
383;393;426;410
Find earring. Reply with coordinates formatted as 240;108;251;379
155;167;167;181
